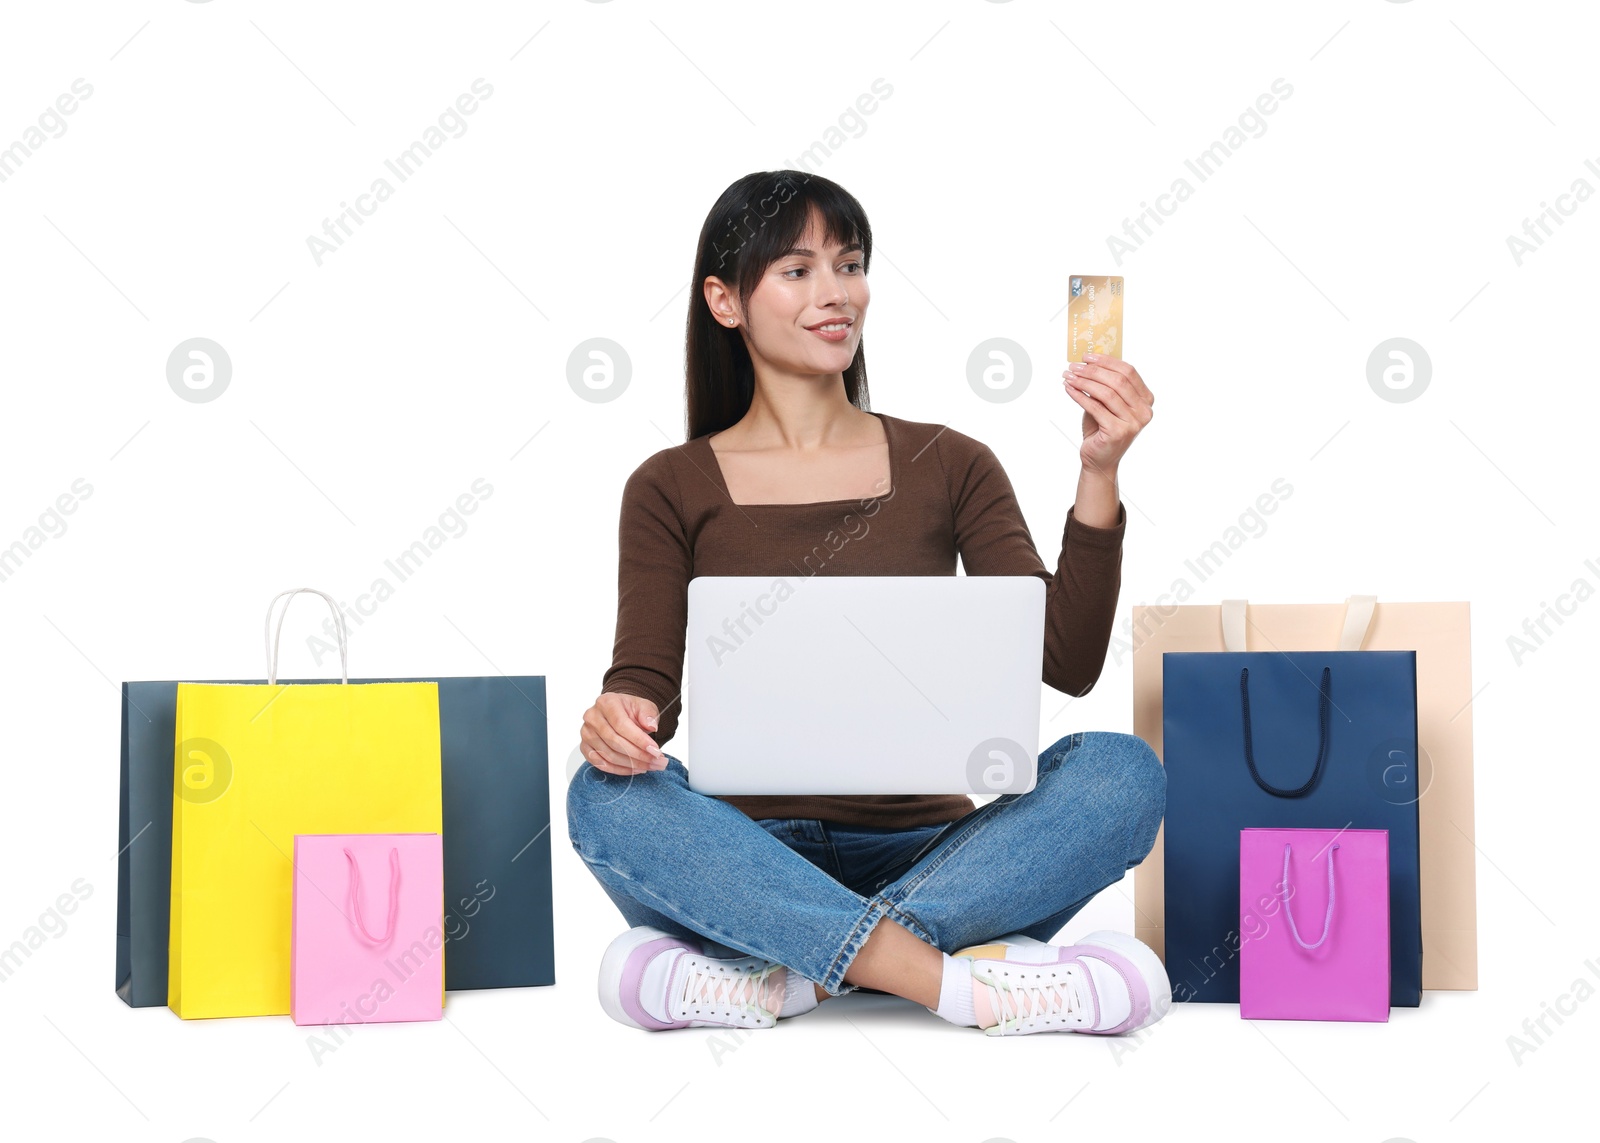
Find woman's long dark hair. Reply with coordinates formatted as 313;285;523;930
684;170;873;441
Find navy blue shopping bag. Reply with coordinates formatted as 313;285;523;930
1162;650;1422;1007
116;676;555;1007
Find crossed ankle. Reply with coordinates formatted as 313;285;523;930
775;966;822;1018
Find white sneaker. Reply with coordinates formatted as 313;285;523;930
598;926;789;1031
952;930;1172;1036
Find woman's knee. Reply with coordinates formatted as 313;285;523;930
565;757;669;855
564;761;596;852
1081;731;1166;852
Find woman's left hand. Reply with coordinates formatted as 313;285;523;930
1061;352;1155;478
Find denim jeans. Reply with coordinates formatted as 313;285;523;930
566;730;1166;997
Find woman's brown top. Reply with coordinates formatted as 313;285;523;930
601;410;1126;828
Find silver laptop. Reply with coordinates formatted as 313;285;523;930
684;575;1045;796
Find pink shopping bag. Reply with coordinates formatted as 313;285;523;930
291;833;445;1026
1239;828;1390;1022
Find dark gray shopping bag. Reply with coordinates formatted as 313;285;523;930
116;675;555;1007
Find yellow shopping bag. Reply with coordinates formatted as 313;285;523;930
169;589;443;1019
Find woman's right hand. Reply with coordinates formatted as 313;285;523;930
579;692;668;775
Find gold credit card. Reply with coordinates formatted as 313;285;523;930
1067;274;1123;362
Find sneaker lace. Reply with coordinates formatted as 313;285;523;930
986;963;1091;1033
673;955;779;1022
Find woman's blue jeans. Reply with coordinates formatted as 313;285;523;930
566;730;1166;997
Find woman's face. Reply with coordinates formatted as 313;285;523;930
727;214;868;379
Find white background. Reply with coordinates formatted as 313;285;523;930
1;1;1594;1140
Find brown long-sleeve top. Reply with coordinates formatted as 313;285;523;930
601;410;1127;829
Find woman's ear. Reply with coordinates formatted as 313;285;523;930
703;276;739;327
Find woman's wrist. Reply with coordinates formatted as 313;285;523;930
1073;466;1121;530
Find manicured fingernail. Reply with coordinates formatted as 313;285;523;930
1084;351;1098;360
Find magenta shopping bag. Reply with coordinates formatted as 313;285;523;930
291;833;445;1026
1239;828;1390;1022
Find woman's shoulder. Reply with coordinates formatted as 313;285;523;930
614;442;692;513
626;437;700;482
878;412;997;473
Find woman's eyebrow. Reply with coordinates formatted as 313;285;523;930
782;243;864;258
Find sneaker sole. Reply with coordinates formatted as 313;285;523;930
598;926;686;1031
1075;929;1172;1032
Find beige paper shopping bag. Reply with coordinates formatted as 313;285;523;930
1132;595;1478;990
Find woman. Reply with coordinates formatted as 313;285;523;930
567;170;1168;1037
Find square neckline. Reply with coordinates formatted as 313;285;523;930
701;410;897;508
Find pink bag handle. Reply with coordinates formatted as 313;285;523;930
1280;842;1338;951
343;846;401;945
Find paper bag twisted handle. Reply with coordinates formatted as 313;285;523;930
1279;841;1338;952
343;846;402;945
